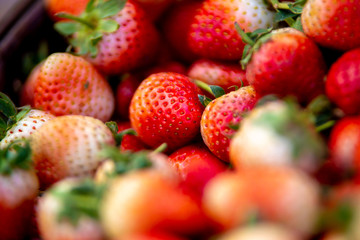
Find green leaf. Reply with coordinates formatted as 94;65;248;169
209;85;225;98
85;0;96;13
275;9;297;22
198;95;212;107
289;4;303;14
98;19;119;32
292;16;303;32
54;22;79;36
98;0;127;18
106;121;119;134
15;107;31;122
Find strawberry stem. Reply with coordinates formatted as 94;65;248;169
194;80;213;96
234;22;255;46
56;13;96;29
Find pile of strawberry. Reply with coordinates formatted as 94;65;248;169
2;0;360;239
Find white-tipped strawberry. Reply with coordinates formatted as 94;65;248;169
0;92;55;149
229;99;327;173
30;115;115;189
37;178;105;240
0;141;39;239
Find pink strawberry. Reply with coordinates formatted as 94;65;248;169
30;115;115;189
33;53;115;122
129;72;204;152
55;0;160;75
244;28;326;103
188;0;276;60
301;0;360;51
188;59;248;94
200;86;257;162
326;48;360;115
20;62;42;107
0;93;55;149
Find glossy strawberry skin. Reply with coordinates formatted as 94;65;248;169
168;144;228;196
33;53;115;122
246;28;326;103
326;48;360;115
86;0;160;75
201;86;257;162
31;115;115;189
129;72;204;151
188;59;248;94
302;0;360;51
188;0;275;60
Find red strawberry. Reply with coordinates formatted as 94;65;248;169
188;59;248;93
30;115;115;189
120;134;149;152
37;178;105;240
301;0;360;51
0;93;55;149
134;0;173;21
162;1;202;63
201;86;257;162
116;74;142;120
229;99;327;173
33;53;115;122
244;28;326;104
168;143;228;196
129;72;204;151
188;0;276;60
43;0;88;21
328;116;360;175
55;0;160;75
0;142;39;240
203;166;321;237
326;48;360;115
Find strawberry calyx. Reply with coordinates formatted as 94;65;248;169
0;140;33;175
268;0;306;30
106;121;136;146
50;178;106;226
54;0;126;57
252;98;327;162
235;23;273;69
0;92;31;141
194;80;226;107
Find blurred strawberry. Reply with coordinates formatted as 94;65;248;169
43;0;88;21
134;0;173;21
188;59;248;93
33;53;115;122
20;62;42;107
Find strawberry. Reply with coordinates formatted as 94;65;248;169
0;93;55;149
200;86;257;162
326;48;360;115
30;115;115;189
328;116;360;176
20;62;42;107
116;74;142;120
134;0;173;21
0;141;39;240
168;143;228;196
129;72;204;151
33;53;115;122
100;170;209;238
243;28;326;104
120;231;188;240
162;1;202;63
188;59;248;94
120;134;149;152
217;223;301;240
37;178;105;240
203;165;321;237
43;0;88;21
229;99;327;173
55;0;160;75
301;0;360;51
188;0;276;60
